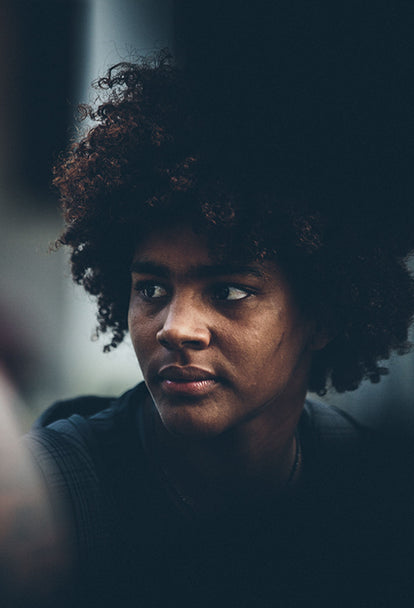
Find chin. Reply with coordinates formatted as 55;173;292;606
157;405;230;440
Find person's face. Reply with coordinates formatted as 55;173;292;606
128;224;319;439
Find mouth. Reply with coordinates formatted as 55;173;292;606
156;366;220;397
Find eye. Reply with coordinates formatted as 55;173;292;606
135;282;168;300
212;285;252;301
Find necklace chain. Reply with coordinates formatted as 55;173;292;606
286;431;302;488
141;400;302;515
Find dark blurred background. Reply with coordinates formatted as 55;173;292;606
0;0;413;432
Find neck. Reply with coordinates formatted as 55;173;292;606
146;390;306;513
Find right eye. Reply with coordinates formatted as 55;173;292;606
135;282;168;300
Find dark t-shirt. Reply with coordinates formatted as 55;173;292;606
25;383;414;607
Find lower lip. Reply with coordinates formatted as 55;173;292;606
160;378;219;397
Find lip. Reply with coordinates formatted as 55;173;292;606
157;365;220;397
158;365;218;381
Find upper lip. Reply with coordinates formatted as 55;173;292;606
157;366;218;381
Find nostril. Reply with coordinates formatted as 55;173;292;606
156;331;171;348
156;313;211;350
157;327;210;350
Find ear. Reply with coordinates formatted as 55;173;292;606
308;325;335;352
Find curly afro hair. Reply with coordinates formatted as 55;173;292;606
53;52;414;395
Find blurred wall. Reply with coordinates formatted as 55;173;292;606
58;0;174;408
0;0;174;426
0;0;89;427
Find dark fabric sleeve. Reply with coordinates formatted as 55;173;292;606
25;425;110;558
24;423;114;607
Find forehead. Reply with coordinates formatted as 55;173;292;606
133;224;212;266
131;223;282;284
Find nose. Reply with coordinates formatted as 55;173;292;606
156;295;211;351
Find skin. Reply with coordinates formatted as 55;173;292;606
128;224;325;507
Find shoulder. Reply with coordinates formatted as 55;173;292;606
24;383;150;548
302;396;414;466
24;384;147;504
31;381;148;431
300;397;414;511
301;398;371;457
27;382;148;450
25;382;150;484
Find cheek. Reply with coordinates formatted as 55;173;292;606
127;309;139;350
219;319;285;384
237;313;286;359
240;312;309;376
128;308;155;358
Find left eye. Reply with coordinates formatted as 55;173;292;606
137;283;168;299
213;285;251;301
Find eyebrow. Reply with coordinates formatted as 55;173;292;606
129;260;264;280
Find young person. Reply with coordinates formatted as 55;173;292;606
26;55;414;607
